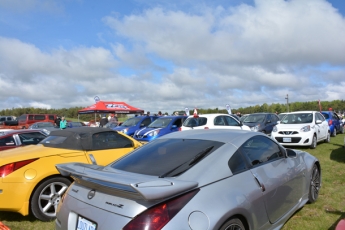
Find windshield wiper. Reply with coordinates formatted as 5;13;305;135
159;146;214;178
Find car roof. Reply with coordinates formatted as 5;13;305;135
0;129;44;136
160;129;262;144
187;113;233;118
289;111;317;114
43;127;121;150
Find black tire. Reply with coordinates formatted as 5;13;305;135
308;164;321;203
324;132;331;143
220;217;246;230
31;177;71;221
310;135;317;149
332;128;337;137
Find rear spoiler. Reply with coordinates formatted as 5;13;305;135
56;163;198;200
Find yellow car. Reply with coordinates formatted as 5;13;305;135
0;127;142;221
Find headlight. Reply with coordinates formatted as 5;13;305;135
273;126;278;132
251;125;260;132
122;128;129;134
148;130;160;137
300;125;311;132
42;129;50;135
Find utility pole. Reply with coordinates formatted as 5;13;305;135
285;94;289;112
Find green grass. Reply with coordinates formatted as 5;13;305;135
1;134;345;229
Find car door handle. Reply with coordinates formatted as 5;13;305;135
89;154;98;165
253;174;266;192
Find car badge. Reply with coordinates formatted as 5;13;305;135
87;189;96;200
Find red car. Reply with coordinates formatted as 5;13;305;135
0;129;47;151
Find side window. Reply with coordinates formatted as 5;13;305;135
239;136;283;167
316;113;325;122
0;136;15;146
29;115;34;120
266;114;272;122
92;132;133;150
224;116;240;126
141;118;152;126
172;118;183;127
228;150;247;174
18;132;47;145
214;116;226;126
18;115;27;121
49;115;55;120
35;115;45;120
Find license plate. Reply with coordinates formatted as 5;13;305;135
283;137;291;142
76;216;97;230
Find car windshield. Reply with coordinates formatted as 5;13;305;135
148;118;173;128
183;117;207;127
110;138;224;176
243;114;266;123
280;113;313;124
121;117;141;127
37;122;54;128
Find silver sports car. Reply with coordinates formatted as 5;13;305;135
55;129;321;230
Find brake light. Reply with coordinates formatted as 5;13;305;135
204;127;209;129
0;159;38;178
123;189;199;230
329;120;333;126
178;127;182;131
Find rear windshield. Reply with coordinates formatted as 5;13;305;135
111;138;224;176
40;135;67;145
183;117;207;127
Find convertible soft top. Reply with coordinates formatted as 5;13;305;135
41;127;119;150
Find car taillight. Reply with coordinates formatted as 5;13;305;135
123;189;199;230
0;159;38;178
329;120;333;125
178;127;182;131
204;127;209;129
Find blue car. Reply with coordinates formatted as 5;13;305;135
321;111;344;136
133;115;187;142
113;116;158;137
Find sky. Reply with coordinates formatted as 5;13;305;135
0;0;344;114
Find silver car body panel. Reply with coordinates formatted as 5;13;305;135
55;129;320;230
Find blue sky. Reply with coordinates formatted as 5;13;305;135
0;0;344;114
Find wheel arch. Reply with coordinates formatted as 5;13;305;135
220;214;250;230
28;174;73;214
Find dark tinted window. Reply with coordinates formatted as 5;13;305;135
228;150;247;174
111;139;224;176
18;115;27;121
321;113;330;119
183;117;207;127
29;115;34;120
141;118;152;126
34;115;46;120
92;132;133;150
239;136;283;167
49;115;55;120
214;116;226;126
18;132;47;145
41;135;67;145
0;136;15;146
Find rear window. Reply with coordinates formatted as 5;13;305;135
41;135;67;145
111;138;224;176
183;117;207;127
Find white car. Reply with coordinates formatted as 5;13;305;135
180;113;251;131
271;111;330;149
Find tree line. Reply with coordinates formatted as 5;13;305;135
1;100;344;120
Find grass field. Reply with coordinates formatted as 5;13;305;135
1;133;345;230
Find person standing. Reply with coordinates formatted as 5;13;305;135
60;116;67;129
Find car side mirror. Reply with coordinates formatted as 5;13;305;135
316;120;322;124
172;125;177;129
286;149;297;158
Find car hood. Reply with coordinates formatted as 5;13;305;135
276;123;312;130
0;144;83;162
136;127;164;135
242;122;261;127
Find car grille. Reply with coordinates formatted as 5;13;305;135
278;131;299;135
275;137;301;143
134;135;144;139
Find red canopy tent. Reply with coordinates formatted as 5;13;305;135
78;101;144;114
